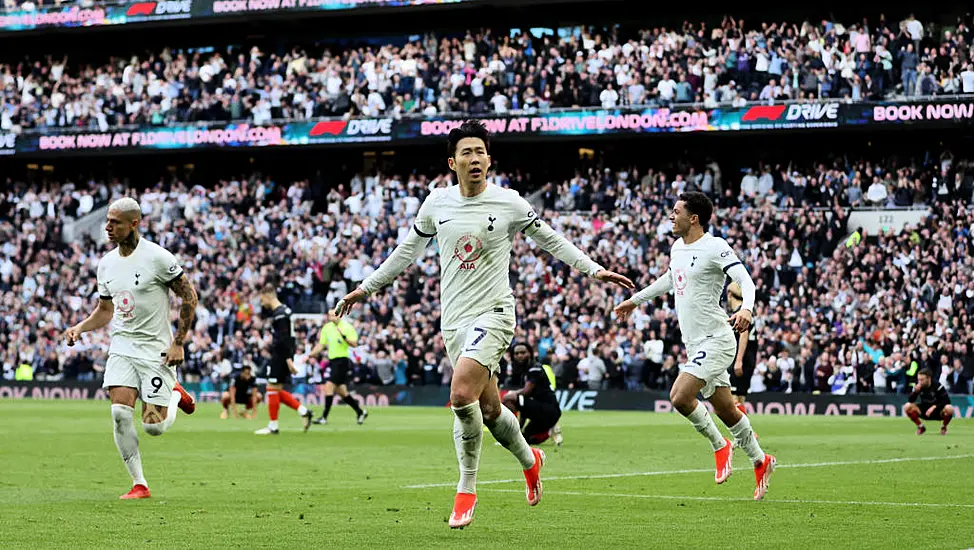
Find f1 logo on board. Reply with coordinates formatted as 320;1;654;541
126;0;192;16
740;105;785;122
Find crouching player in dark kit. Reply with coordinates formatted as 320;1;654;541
905;368;954;436
502;342;563;446
221;365;261;420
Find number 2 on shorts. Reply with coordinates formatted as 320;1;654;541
691;350;707;366
466;328;487;351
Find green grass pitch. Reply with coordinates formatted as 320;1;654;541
0;400;971;549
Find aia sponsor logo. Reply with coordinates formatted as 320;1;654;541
453;235;483;271
126;0;192;16
308;118;393;137
673;267;688;296
116;290;136;319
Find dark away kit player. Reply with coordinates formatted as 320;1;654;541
503;342;563;446
221;365;261;419
905;368;954;435
254;284;315;435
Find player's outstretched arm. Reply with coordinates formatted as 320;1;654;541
613;271;674;323
336;227;432;316
166;273;199;366
518;201;633;289
64;298;114;346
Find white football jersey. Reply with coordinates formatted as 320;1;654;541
362;183;602;330
416;184;542;330
96;238;183;361
666;234;743;346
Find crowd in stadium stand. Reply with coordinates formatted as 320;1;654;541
2;13;974;132
2;151;973;395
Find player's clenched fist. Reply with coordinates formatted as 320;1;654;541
64;326;82;346
728;308;752;333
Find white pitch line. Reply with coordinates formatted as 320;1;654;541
401;453;974;489
479;488;974;509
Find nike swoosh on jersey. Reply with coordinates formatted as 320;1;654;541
439;219;453;224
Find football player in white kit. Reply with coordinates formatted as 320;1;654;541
614;192;776;501
63;197;199;500
335;121;634;528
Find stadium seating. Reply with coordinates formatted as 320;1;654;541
2;152;972;395
2;14;973;132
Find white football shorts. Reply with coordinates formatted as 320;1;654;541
442;307;515;375
680;333;738;399
103;354;176;407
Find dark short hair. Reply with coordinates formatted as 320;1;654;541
918;368;933;378
447;120;490;159
678;192;713;229
260;283;277;296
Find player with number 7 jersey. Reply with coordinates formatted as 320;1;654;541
334;121;634;528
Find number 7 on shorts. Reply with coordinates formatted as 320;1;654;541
465;328;487;352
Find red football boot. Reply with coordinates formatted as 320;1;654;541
120;484;151;500
173;383;196;415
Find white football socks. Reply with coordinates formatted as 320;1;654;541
112;404;147;488
729;414;766;466
452;401;483;494
162;390;181;431
143;391;181;436
484;405;536;470
686;401;727;451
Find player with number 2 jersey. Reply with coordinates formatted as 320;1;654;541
614;192;776;501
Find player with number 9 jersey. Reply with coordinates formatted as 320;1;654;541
63;197;199;500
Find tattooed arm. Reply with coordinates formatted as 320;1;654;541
165;273;199;366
